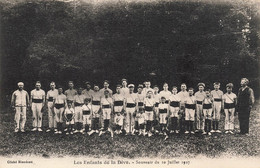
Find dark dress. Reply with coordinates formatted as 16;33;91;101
237;87;254;134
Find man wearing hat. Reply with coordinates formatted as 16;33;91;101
237;78;255;135
210;82;224;133
124;84;137;135
11;82;30;132
82;81;94;102
195;82;206;133
222;83;237;134
46;82;58;132
30;81;46;132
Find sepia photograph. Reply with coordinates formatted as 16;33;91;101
0;0;259;168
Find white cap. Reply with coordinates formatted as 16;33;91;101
17;82;24;86
128;84;135;88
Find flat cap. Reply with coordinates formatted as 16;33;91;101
197;83;205;87
226;83;234;88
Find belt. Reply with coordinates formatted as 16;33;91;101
203;104;212;109
92;101;100;105
83;110;91;115
102;105;110;108
138;102;144;106
74;102;83;107
224;103;235;109
159;109;167;113
55;104;64;109
145;106;153;111
114;101;123;106
214;98;222;102
32;99;43;103
126;103;135;108
155;102;159;107
48;97;53;102
170;101;179;107
185;104;196;109
197;101;202;105
67;100;73;103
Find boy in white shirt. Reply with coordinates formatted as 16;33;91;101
202;89;214;135
82;98;92;134
144;90;155;137
169;86;181;133
158;96;169;135
136;108;146;136
184;88;196;134
114;112;124;135
99;90;113;137
64;103;75;135
222;83;237;134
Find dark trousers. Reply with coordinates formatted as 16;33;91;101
238;107;250;134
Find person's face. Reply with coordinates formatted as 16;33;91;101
94;86;99;91
206;91;210;97
188;90;194;96
147;92;152;98
116;87;121;94
84;100;89;105
199;86;204;91
104;82;109;89
138;88;142;93
104;91;109;97
163;84;168;90
227;87;232;93
68;83;74;89
214;84;220;90
161;98;166;103
18;85;24;90
50;83;55;90
172;88;177;94
241;79;247;87
86;84;91;89
153;87;159;93
122;81;127;87
181;84;186;91
117;113;120;116
68;104;72;108
77;88;82;94
145;82;151;88
58;88;63;94
129;87;134;92
35;83;41;90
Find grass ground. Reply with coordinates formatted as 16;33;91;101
0;101;260;159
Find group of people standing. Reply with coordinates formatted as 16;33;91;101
11;78;254;140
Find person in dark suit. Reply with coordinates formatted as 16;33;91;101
237;78;255;135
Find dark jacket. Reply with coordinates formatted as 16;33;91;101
237;86;255;109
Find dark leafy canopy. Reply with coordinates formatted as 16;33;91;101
0;0;259;104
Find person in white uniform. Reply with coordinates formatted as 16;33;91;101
30;81;45;132
46;82;58;132
222;83;237;134
210;82;224;133
11;82;30;132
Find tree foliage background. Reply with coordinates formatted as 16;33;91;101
0;0;259;107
